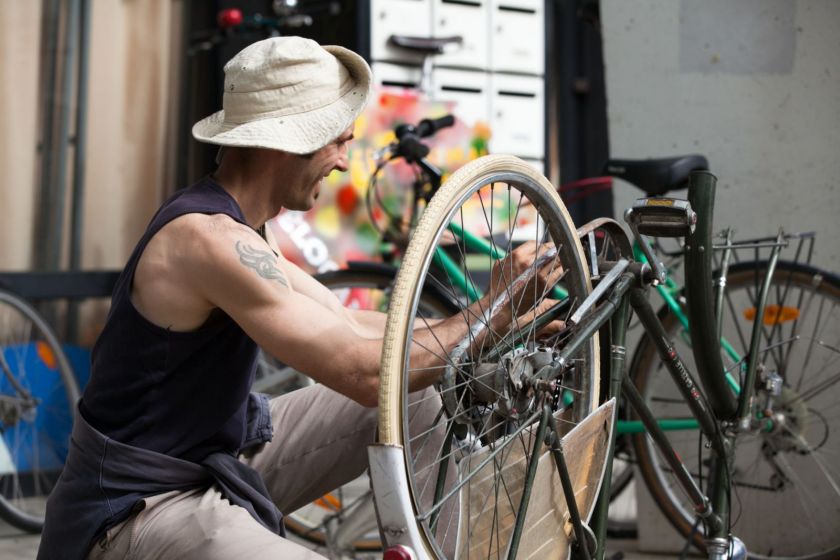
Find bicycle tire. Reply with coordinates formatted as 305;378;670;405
274;265;457;554
0;288;79;533
630;260;840;559
376;154;602;559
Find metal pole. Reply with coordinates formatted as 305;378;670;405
547;410;593;560
629;287;727;459
620;374;724;536
67;0;91;343
49;0;81;271
507;404;550;560
685;171;738;419
735;231;784;423
34;0;61;270
69;0;90;272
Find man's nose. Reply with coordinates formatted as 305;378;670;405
335;155;349;172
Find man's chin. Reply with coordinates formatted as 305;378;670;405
283;200;314;212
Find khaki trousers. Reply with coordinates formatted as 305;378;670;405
88;384;379;560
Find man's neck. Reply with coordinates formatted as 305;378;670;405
211;148;288;230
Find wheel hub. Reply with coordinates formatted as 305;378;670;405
442;346;558;425
759;386;811;451
0;395;37;427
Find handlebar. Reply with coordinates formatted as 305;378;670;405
367;115;456;241
390;115;456;164
412;115;457;139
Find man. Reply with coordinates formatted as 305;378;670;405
38;37;557;559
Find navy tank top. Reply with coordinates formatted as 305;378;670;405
80;177;260;463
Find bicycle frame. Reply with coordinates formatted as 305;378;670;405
615;229;803;437
343;146;826;557
389;170;768;557
578;171;781;558
416;170;781;558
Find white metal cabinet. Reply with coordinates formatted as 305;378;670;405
489;74;544;158
490;0;544;75
431;0;489;70
371;0;432;63
367;0;547;165
431;68;490;127
372;62;424;90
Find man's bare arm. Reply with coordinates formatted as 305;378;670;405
185;217;485;406
234;241;289;287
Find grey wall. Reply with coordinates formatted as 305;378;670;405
601;0;840;270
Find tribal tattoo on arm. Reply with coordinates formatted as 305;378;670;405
235;241;289;288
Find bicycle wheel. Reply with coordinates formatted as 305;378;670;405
275;265;457;555
0;288;79;533
630;261;840;559
376;155;603;559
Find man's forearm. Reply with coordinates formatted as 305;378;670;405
405;292;514;392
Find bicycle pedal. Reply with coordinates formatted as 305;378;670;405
625;197;696;238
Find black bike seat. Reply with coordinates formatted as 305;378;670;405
388;35;463;55
603;155;709;196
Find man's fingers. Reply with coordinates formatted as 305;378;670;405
512;306;565;338
536;319;566;339
538;259;565;286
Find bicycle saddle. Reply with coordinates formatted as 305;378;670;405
603;155;709;196
388;35;463;55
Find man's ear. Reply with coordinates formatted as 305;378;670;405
215;147;226;165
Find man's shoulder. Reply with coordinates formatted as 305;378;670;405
161;212;252;245
137;212;276;313
146;212;264;278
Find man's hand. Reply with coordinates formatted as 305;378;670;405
488;241;565;317
513;297;567;340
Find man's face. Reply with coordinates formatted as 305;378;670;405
284;126;355;211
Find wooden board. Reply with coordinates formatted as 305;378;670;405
455;399;615;559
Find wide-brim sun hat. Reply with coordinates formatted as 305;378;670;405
192;36;372;154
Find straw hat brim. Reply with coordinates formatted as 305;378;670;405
191;45;371;155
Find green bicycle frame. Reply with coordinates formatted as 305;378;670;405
613;234;752;436
416;170;784;555
438;221;569;303
593;171;787;554
632;242;742;393
440;193;766;440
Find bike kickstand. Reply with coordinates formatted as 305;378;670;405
546;413;594;560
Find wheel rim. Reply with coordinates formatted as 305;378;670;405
0;291;78;530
